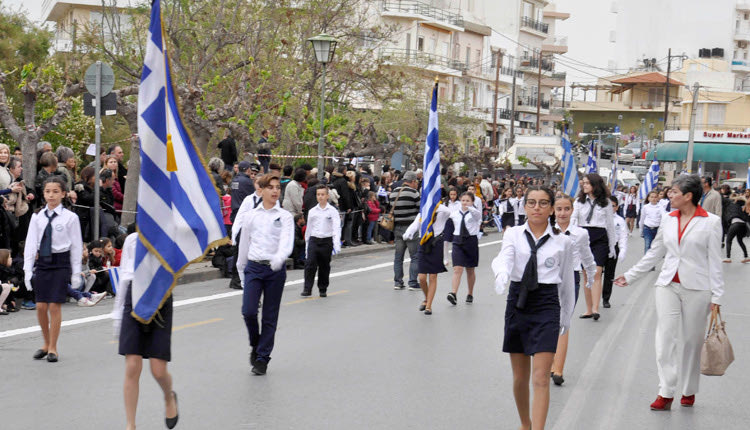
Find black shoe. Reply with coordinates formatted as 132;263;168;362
579;313;593;319
251;361;268;375
593;313;600;321
250;349;258;367
319;291;327;298
447;292;457;305
419;302;426;311
466;294;474;304
393;284;405;290
46;353;58;363
552;374;565;386
603;301;611;308
166;391;179;429
33;349;48;360
300;290;312;297
229;278;243;290
424;308;432;315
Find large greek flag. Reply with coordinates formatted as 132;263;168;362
133;0;227;323
560;130;579;197
638;157;660;200
585;142;597;174
419;82;441;245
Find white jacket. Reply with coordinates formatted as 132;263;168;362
624;207;724;304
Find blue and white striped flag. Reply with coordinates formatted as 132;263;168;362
638;157;660;200
560;129;580;197
108;267;120;295
493;214;503;230
419;81;441;245
585;142;597;174
133;0;227;323
609;158;619;187
697;160;703;176
746;161;750;190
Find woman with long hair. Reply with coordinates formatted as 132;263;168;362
572;173;616;321
442;187;460;265
616;175;723;410
498;187;516;232
624;185;639;233
492;186;575;430
447;191;481;305
105;155;124;214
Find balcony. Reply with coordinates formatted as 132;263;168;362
732;59;750;72
734;29;750;41
42;0;104;21
379;48;467;77
476;65;519;84
518;55;555;75
520;16;549;36
542;36;568;54
517;96;550;112
463;107;519;124
381;0;464;31
541;71;566;87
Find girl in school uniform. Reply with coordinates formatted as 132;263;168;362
403;199;452;315
114;231;179;430
571;173;616;321
509;186;527;226
624;185;639;233
302;185;341;297
24;176;82;363
497;187;516;232
550;195;596;386
640;191;664;253
447;191;481;305
442;187;460;265
492;186;575;430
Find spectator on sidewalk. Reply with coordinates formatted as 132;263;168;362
700;176;722;217
107;145;128;192
390;171;420;290
218;137;238;172
55;146;77;192
365;191;381;244
230;161;255;224
257;129;271;173
282;168;306;216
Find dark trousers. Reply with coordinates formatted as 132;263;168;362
242;261;286;363
726;222;748;258
304;237;333;293
602;244;619;302
229;227;242;289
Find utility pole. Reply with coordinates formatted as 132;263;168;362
509;67;517;149
664;48;671;130
686;82;700;173
491;50;503;149
536;51;543;133
596;129;602;171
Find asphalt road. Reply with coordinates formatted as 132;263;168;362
1;230;749;429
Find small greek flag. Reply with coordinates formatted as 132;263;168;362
493;198;502;208
108;267;120;295
697;160;703;177
419;81;441;245
493;214;503;230
638;157;660;200
560;129;580;197
585;142;597;174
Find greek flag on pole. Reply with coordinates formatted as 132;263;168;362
419;82;441;245
133;0;227;323
585;142;597;174
560;130;580;197
108;267;120;295
638;157;660;200
609;158;619;187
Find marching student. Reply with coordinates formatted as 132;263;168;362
302;185;341;297
550;195;596;386
237;174;294;375
509;186;527;226
113;232;179;430
443;187;460;265
228;175;269;290
615;175;723;411
640;191;664;253
571;173;616;321
403;200;452;315
624;185;639;233
497;187;515;232
447;191;482;305
492;186;575;430
24;176;82;363
601;196;629;309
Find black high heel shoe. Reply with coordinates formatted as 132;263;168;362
166;391;179;429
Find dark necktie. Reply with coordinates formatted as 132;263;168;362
586;199;596;223
460;211;470;237
253;196;263;209
40;210;58;257
516;230;551;309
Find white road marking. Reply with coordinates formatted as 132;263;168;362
0;240;502;340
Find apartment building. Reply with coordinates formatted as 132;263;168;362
42;0;134;52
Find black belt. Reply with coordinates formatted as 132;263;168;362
250;260;271;267
311;236;333;243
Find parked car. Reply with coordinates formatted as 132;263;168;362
632;159;649;168
617;148;636;164
599;143;615;159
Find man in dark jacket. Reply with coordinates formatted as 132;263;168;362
230;161;255;223
218;137;238;171
257;130;271;173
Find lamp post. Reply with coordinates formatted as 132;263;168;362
649;123;655;142
640;118;646;153
307;34;339;180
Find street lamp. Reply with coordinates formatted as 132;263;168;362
307;34;339;180
640;118;646;152
649;123;655;141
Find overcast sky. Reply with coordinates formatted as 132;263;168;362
4;0;44;22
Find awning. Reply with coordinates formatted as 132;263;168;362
646;142;750;162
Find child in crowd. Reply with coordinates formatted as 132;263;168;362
292;214;306;270
222;192;232;236
365;191;381;245
88;240;113;294
100;237;117;267
114;234;128;267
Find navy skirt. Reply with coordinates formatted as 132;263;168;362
443;219;454;243
503;281;560;356
625;204;637;218
417;235;447;274
452;235;479;268
119;283;173;361
501;213;515;229
32;251;71;303
583;226;609;266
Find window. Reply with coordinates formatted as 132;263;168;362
745;13;749;20
476;49;481;66
417;36;424;52
443;42;450;58
439;87;446;99
523;1;532;19
405;33;411;52
429;38;437;54
466;46;471;65
648;88;663;107
707;104;726;125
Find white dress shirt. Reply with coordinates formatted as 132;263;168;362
571;196;617;257
640;203;664;229
473;195;483;212
624;194;639;213
24;204;82;277
305;203;342;252
614;214;628;262
449;205;482;238
232;191;279;244
237;203;294;273
447;200;461;211
556;223;596;284
492;222;576;331
509;196;526;223
111;233;138;330
404;204;452;239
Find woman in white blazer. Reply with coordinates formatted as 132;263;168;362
615;175;723;411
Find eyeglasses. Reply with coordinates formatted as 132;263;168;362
525;199;551;208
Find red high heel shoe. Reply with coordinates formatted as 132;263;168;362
650;395;674;411
681;395;695;407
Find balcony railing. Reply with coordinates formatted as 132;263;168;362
551;72;566;80
380;48;467;72
381;0;464;27
481;65;519;78
519;55;555;72
518;96;550;109
521;16;549;34
497;108;519;121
